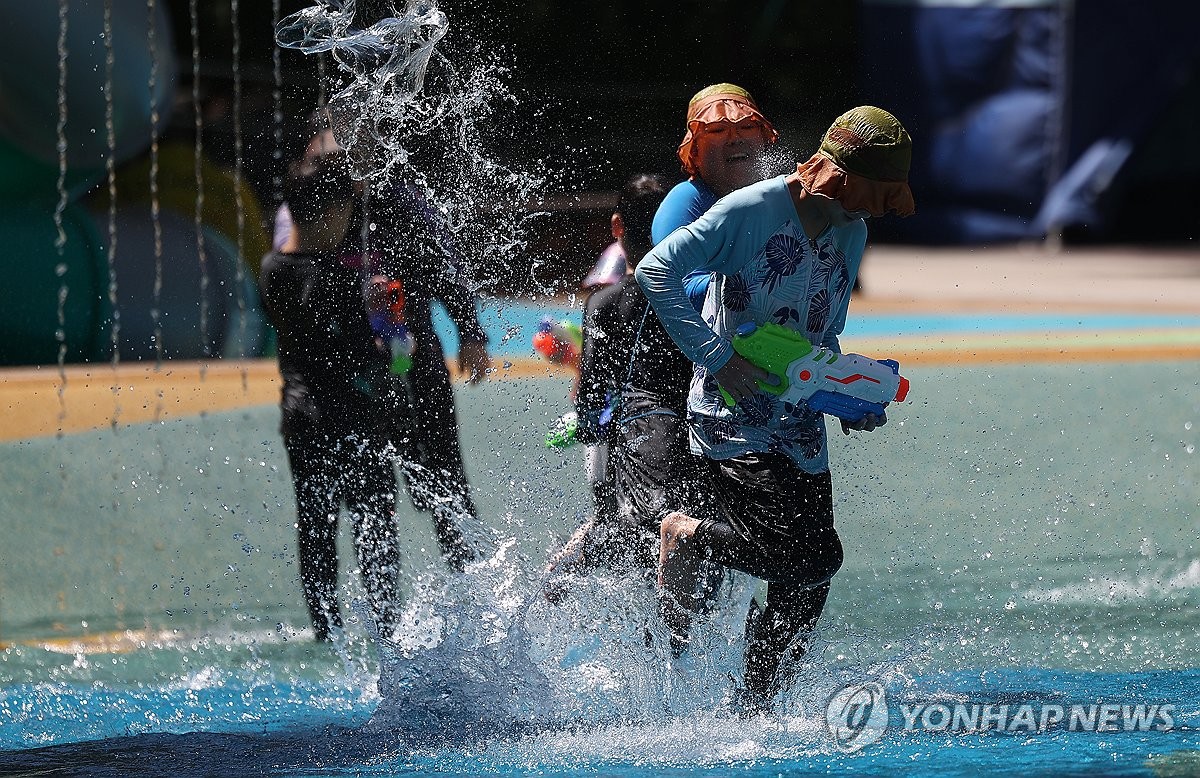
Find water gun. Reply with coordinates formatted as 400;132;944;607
544;402;614;449
545;411;579;448
532;317;582;372
368;280;416;375
721;321;909;422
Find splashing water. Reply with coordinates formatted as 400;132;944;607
277;0;448;178
366;526;823;746
355;527;955;774
367;539;558;743
276;0;546;292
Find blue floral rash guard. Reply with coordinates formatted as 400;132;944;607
635;175;868;474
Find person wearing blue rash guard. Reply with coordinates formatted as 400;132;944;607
651;84;780;310
543;88;779;630
637;106;916;713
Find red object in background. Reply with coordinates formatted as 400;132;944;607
533;330;580;371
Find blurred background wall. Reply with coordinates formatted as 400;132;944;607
165;0;1198;244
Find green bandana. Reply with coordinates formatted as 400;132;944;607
819;106;912;183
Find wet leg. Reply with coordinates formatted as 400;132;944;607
406;343;480;570
286;436;343;641
741;582;830;712
345;442;402;636
542;517;596;604
658;511;706;653
295;493;342;641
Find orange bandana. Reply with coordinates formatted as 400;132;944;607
795;153;915;218
677;88;779;177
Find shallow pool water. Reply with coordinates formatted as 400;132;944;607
1;359;1196;776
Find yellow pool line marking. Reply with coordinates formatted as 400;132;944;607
0;628;181;655
3;330;1199;442
0;359;573;442
0;361;281;441
842;327;1200;365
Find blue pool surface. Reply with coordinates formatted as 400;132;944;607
1;667;1196;776
434;299;1200;356
2;325;1197;777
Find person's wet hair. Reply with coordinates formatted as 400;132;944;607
615;173;669;262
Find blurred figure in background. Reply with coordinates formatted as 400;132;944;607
362;162;489;572
258;148;403;642
546;173;718;634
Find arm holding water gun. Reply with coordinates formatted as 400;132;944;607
722;321;908;432
536;308;617;449
536;279;624;449
533;315;586;447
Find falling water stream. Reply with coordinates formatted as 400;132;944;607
189;0;210;365
147;0;166;427
229;0;249;375
271;0;284;206
53;0;70;428
102;0;122;427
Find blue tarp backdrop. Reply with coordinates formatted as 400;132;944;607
858;0;1200;244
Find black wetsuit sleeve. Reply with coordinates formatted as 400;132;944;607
371;184;488;346
575;280;630;439
435;272;488;345
576;290;609;417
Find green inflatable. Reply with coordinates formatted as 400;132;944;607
0;0;174;366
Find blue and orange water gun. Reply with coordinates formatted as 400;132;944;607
722;321;909;421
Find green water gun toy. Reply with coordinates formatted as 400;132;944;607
720;321;910;421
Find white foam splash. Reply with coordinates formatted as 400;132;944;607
276;0;546;292
277;0;447;179
1022;559;1200;605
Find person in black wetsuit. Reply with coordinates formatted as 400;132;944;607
274;121;485;572
258;151;404;642
363;179;489;571
543;174;718;637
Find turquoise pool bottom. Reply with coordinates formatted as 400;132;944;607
0;666;1196;776
439;299;1200;356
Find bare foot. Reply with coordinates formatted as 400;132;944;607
658;511;700;588
542;518;596;603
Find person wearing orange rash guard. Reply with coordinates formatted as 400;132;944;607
543;89;779;641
